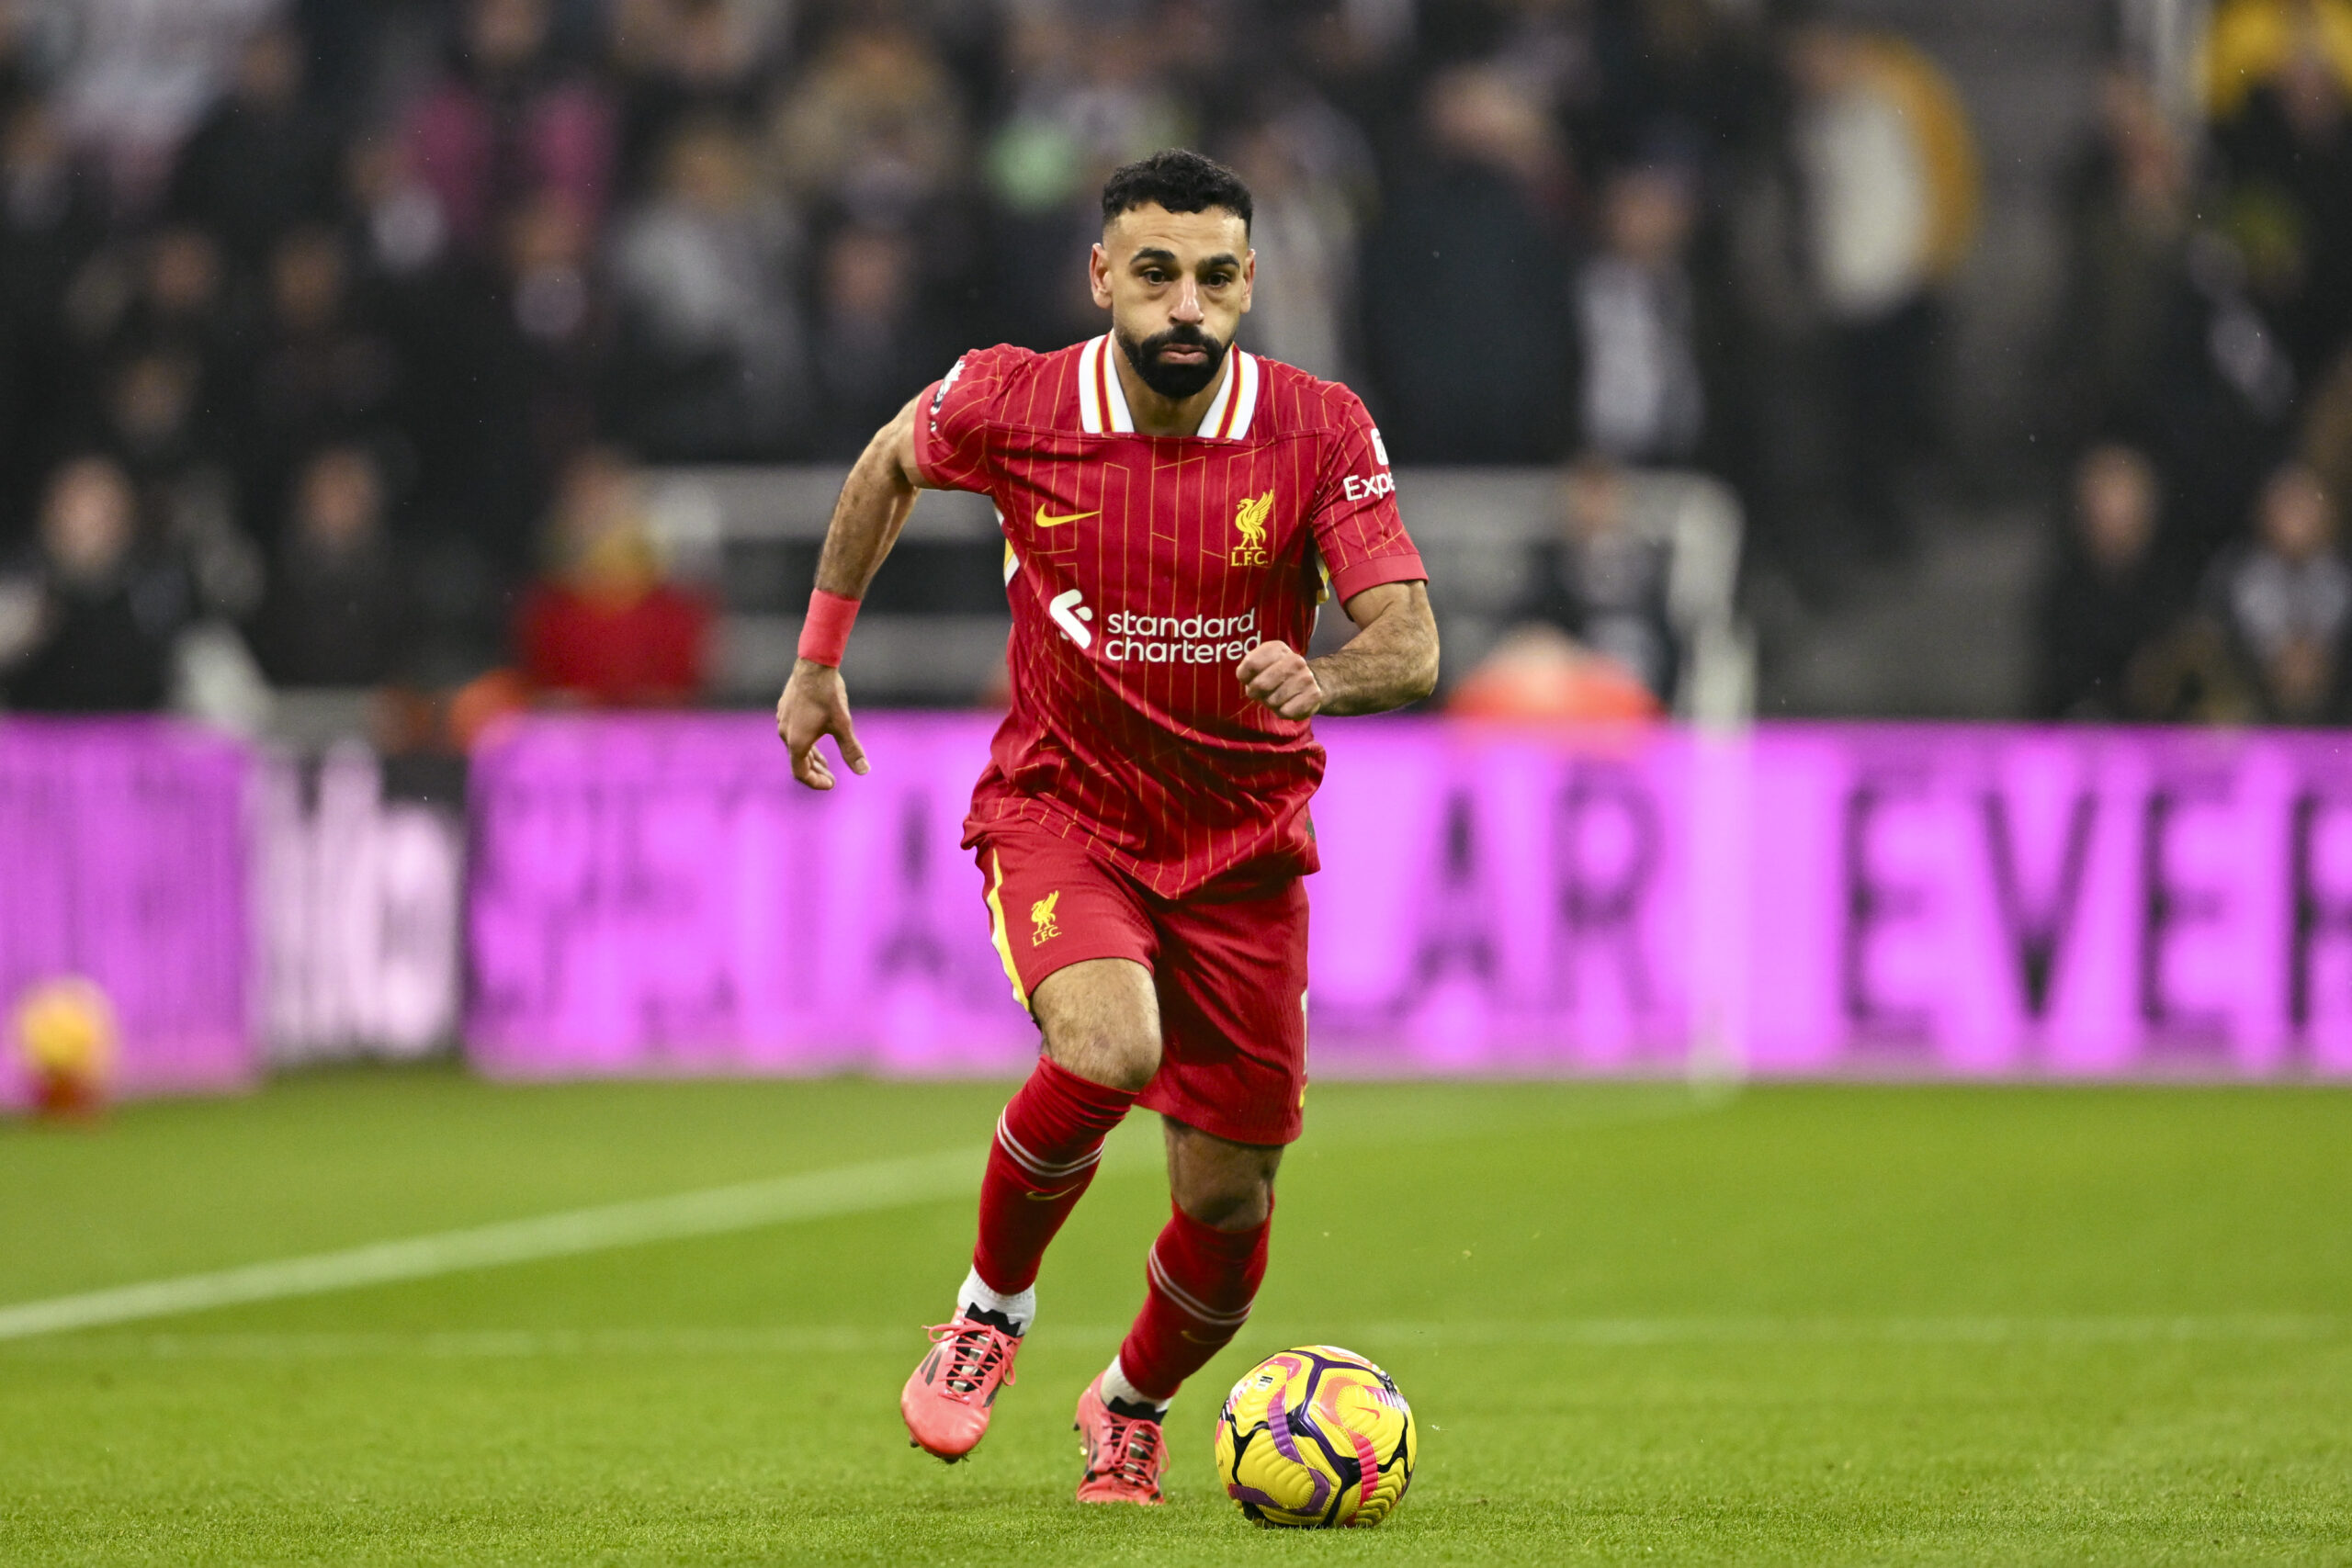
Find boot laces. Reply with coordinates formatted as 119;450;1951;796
924;1320;1015;1401
1094;1407;1164;1488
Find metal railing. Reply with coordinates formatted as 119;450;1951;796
643;465;1755;721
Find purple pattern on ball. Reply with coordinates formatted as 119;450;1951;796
1264;1391;1332;1516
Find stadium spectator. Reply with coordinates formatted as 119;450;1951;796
1573;160;1708;466
766;17;967;231
49;0;278;212
2200;0;2352;120
1227;105;1372;385
810;225;930;460
432;189;611;570
2140;226;2305;574
1780;18;1979;559
247;444;413;688
0;456;188;713
2042;67;2195;452
608;115;807;459
2210;36;2352;377
98;341;261;624
1504;457;1679;704
513;449;711;705
238;225;402;538
88;224;240;378
983;14;1190;346
164;22;341;268
608;0;775;190
2305;344;2352;504
1363;65;1574;462
399;0;616;259
0;98;104;317
2033;444;2177;719
2205;460;2351;721
0;96;105;533
343;131;453;282
1584;0;1771;166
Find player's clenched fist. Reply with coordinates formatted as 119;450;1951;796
776;659;870;790
1238;640;1323;720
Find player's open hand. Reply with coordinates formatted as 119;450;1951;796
1238;640;1323;721
776;660;870;790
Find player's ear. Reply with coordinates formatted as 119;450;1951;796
1089;240;1114;310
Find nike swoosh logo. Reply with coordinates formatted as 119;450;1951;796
1024;1184;1082;1202
1035;509;1098;528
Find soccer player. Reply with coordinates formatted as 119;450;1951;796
776;150;1438;1505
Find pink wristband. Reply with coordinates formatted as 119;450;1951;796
797;590;860;667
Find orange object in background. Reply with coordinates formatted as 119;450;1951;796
446;666;535;751
12;976;119;1121
1448;625;1664;723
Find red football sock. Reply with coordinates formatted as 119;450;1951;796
970;1056;1137;1296
1115;1200;1272;1401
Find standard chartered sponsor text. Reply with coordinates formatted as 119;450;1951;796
1102;608;1261;665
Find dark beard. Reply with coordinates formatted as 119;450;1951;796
1116;322;1227;400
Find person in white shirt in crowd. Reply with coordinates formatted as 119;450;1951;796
1783;15;1978;563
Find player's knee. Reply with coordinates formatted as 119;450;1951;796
1176;1172;1274;1232
1035;959;1161;1091
1043;1025;1160;1093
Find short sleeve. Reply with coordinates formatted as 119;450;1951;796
910;344;1026;493
1308;390;1427;603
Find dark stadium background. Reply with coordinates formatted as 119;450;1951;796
1;0;2336;727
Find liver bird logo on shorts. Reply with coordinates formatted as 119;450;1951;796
1230;490;1273;567
1029;891;1061;945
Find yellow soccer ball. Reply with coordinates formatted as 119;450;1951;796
1214;1345;1417;1528
13;976;118;1082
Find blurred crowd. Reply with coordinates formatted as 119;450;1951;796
0;0;2339;731
2035;0;2352;724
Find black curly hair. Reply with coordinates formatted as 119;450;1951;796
1100;149;1253;232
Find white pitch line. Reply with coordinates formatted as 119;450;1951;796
0;1084;1732;1348
0;1147;991;1344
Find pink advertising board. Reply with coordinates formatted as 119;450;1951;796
0;719;254;1107
465;716;2352;1080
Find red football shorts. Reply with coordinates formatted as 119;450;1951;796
974;821;1309;1146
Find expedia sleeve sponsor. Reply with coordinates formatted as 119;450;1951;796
1101;609;1261;665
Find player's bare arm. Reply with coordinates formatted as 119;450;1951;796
775;396;932;790
1238;581;1439;720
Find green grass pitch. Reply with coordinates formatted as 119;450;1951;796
2;1069;2348;1564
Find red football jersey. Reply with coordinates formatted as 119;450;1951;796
911;333;1427;897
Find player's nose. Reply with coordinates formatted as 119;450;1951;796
1171;278;1204;322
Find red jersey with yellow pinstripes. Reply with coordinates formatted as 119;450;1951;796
911;335;1427;898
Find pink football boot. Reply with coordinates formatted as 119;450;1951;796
900;1315;1022;1461
1072;1375;1168;1505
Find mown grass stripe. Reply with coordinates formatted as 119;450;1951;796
3;1315;2338;1359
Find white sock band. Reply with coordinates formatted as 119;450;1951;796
959;1268;1036;1337
1101;1355;1168;1414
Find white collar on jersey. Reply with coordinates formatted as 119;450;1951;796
1077;333;1261;439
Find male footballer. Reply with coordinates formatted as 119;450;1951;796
776;149;1438;1505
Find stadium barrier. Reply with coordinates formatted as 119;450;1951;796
6;715;2352;1105
0;720;251;1106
